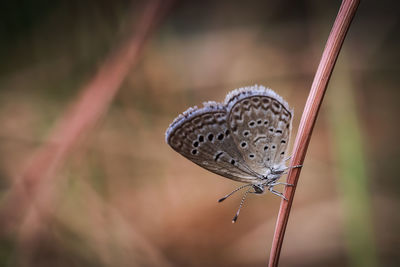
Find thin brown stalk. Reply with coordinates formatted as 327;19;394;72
0;0;175;235
268;0;360;266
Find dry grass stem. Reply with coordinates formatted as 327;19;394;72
268;0;360;266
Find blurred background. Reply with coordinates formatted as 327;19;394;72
0;0;399;266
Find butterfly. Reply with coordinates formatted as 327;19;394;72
165;85;301;222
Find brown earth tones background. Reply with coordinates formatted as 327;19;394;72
0;0;399;266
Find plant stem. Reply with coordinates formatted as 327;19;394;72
268;0;360;266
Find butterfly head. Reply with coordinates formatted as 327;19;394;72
252;184;266;194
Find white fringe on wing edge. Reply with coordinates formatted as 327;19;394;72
165;85;292;143
165;101;226;143
224;84;291;112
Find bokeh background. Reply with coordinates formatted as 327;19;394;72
0;0;399;266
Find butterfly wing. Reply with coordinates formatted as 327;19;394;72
225;85;293;175
166;102;259;183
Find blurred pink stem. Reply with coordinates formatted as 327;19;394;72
0;0;172;233
268;0;360;266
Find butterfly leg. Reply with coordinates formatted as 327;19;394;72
268;187;288;201
269;182;294;187
291;165;303;168
283;156;303;169
282;164;303;172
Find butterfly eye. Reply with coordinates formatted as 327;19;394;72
253;185;264;194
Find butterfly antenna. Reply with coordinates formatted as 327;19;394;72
218;184;252;203
232;188;251;223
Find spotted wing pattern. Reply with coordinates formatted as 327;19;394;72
166;101;259;183
225;86;293;175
